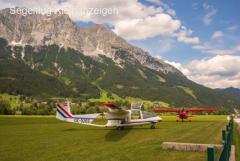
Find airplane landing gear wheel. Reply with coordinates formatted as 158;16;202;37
150;124;156;129
116;127;124;130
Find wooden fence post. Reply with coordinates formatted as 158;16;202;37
207;146;214;161
222;130;226;143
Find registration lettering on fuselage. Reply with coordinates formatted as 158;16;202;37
74;118;92;124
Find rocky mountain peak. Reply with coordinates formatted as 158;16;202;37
0;7;181;74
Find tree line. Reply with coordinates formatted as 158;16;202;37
0;96;234;115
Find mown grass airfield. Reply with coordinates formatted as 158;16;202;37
1;115;239;161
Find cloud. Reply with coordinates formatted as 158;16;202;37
234;45;240;51
188;55;240;88
0;0;185;41
203;3;217;25
192;42;240;55
204;49;235;55
166;55;240;88
165;60;191;75
175;29;200;45
211;31;223;39
145;0;162;5
55;0;164;24
203;9;217;25
113;13;181;40
0;0;204;48
145;0;176;16
0;0;234;57
166;8;176;17
0;0;163;23
0;1;15;8
203;3;211;10
227;25;238;32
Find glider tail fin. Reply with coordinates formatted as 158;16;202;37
56;102;73;120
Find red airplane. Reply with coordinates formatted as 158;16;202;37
153;107;218;122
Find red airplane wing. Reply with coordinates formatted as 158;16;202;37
153;107;219;113
153;108;181;113
185;108;218;112
102;102;121;109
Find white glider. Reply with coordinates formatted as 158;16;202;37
56;102;162;129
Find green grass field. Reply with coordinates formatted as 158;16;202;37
0;115;228;161
234;123;240;161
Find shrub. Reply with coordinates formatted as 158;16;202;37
0;99;13;114
86;106;97;114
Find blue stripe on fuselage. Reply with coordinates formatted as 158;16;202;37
57;108;67;118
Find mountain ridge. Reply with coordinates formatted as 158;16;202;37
215;87;240;99
0;7;240;108
0;8;180;75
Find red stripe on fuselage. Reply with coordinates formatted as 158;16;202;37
57;104;73;118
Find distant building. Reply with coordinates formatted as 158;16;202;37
15;111;22;115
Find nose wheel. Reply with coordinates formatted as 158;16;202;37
150;124;156;129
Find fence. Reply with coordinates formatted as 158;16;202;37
207;117;233;161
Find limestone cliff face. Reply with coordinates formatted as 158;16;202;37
0;8;181;74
